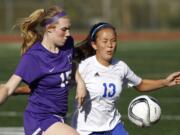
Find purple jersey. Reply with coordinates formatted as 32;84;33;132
15;37;74;116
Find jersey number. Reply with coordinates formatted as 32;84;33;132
103;83;116;97
59;70;72;87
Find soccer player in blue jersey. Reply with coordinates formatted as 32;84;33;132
72;22;180;135
0;5;83;135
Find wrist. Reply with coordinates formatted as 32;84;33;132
162;79;169;87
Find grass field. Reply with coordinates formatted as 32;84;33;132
0;40;180;135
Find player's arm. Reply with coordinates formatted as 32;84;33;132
135;79;167;92
0;74;22;105
135;72;180;92
13;85;31;95
75;70;86;108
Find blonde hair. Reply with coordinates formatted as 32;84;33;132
17;6;65;55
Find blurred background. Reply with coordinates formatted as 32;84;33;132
1;0;180;32
0;0;180;135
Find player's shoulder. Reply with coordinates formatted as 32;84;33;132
25;42;41;54
78;56;95;71
111;59;131;74
112;58;128;67
22;42;44;62
80;55;96;65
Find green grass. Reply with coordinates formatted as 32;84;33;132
0;40;180;134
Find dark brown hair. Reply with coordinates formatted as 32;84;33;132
74;22;116;63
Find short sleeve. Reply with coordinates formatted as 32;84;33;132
15;54;41;84
122;62;142;88
78;60;88;80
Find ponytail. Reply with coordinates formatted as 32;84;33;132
74;36;95;63
18;9;45;55
17;5;65;55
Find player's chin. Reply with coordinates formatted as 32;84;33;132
105;56;113;63
106;54;113;60
56;41;65;47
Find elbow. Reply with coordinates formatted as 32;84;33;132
1;84;12;96
134;81;147;92
13;86;31;95
0;85;9;104
134;86;144;92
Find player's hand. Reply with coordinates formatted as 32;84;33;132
75;81;86;108
165;71;180;86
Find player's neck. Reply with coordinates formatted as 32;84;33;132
95;55;112;67
41;37;59;54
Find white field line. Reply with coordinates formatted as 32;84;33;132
0;112;22;117
0;127;24;135
0;97;180;117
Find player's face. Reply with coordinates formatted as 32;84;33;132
49;17;71;47
92;28;117;66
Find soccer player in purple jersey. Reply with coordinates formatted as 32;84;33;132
0;5;83;135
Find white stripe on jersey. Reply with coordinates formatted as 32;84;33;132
32;127;41;135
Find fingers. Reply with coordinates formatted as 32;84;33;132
175;77;180;84
167;74;180;86
173;72;180;78
75;93;86;108
173;72;180;83
167;71;180;82
77;97;85;108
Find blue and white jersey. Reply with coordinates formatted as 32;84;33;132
72;55;142;135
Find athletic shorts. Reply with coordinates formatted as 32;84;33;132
24;111;65;135
90;123;129;135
